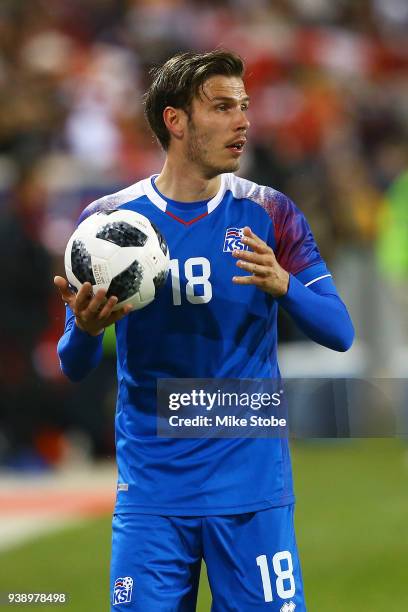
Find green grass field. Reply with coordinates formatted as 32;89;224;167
1;440;407;611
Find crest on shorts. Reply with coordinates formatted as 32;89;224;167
280;602;296;612
113;576;133;605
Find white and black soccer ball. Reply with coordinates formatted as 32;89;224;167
64;209;170;311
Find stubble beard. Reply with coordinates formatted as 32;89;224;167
186;121;240;179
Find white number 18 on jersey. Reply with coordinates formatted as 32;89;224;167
169;257;213;305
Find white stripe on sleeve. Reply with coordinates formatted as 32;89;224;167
304;274;332;287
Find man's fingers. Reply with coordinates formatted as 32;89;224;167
86;288;108;315
242;227;271;255
232;249;271;265
54;275;75;305
54;275;68;290
243;226;264;244
105;304;133;326
242;236;269;254
75;282;94;310
232;274;266;286
232;235;276;279
235;260;269;277
55;274;133;331
97;296;119;320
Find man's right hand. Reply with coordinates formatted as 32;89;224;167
54;276;133;336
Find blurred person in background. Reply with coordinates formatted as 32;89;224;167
0;168;53;465
55;49;353;611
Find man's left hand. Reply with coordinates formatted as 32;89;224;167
232;227;289;298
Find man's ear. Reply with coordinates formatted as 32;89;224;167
162;107;187;141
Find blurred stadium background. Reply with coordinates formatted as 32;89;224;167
0;0;407;610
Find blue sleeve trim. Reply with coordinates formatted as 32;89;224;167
295;262;339;295
295;262;328;284
277;274;354;352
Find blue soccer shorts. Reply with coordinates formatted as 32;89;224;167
110;504;306;611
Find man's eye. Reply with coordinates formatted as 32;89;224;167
217;105;228;111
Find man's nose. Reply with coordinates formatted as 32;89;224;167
235;109;250;130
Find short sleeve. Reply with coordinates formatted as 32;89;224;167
77;195;119;227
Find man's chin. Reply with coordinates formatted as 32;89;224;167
227;159;241;172
209;159;240;176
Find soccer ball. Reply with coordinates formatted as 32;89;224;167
64;209;170;311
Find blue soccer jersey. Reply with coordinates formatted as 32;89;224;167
61;173;334;515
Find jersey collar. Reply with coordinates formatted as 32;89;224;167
142;174;228;215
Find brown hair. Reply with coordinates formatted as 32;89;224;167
144;49;244;150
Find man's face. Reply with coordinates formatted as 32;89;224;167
183;75;250;178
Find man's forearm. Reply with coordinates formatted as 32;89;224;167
57;308;104;382
278;274;354;352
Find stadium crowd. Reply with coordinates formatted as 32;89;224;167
0;0;407;468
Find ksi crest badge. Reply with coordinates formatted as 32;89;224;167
113;576;133;606
223;227;249;253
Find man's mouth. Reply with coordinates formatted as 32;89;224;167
226;139;246;151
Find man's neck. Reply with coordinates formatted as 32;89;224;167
155;159;221;203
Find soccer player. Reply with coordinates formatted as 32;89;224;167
55;50;354;611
